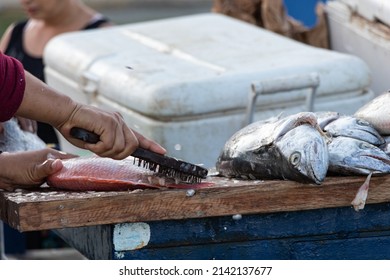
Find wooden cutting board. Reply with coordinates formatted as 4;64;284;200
1;174;389;232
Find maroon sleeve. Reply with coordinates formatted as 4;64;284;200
0;52;26;121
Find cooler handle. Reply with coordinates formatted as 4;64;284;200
245;72;320;125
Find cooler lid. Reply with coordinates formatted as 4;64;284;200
338;0;390;26
44;13;371;118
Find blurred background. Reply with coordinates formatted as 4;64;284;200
0;0;212;34
0;0;326;35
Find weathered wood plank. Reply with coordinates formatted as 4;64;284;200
1;175;389;232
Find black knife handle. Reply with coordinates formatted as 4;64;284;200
70;127;100;144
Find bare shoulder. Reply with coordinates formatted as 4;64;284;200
0;23;16;52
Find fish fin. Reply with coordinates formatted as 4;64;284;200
351;172;372;211
276;112;284;120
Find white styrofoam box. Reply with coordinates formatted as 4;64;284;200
338;0;390;26
326;1;390;96
44;13;374;167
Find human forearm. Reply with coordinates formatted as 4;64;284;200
15;71;79;128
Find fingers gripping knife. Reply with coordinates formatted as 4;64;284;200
70;127;208;183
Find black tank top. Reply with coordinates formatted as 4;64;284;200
4;16;110;146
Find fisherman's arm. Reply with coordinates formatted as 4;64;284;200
16;72;166;158
1;52;165;158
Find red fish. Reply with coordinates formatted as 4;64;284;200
46;156;213;191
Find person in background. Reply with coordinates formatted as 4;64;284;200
0;0;113;148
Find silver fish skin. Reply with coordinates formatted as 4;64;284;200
315;111;340;130
354;91;390;135
222;111;319;154
328;136;390;175
0;118;46;152
216;112;329;184
324;115;384;146
380;136;390;156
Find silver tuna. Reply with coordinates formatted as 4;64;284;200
323;115;384;146
216;112;329;184
315;111;340;130
380;136;390;156
355;91;390;135
327;136;390;175
0;118;46;152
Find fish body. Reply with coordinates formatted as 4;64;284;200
355;92;390;134
47;156;213;191
0;118;46;152
327;136;390;175
324;115;384;146
216;112;329;184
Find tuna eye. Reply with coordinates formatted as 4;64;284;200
290;152;301;166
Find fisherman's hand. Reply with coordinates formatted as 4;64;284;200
0;149;76;191
132;129;167;154
56;104;166;159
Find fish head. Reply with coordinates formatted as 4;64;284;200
229;111;321;153
275;124;329;184
328;136;390;175
324;116;384;146
216;112;328;182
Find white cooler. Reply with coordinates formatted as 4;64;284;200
44;13;374;168
326;0;390;95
